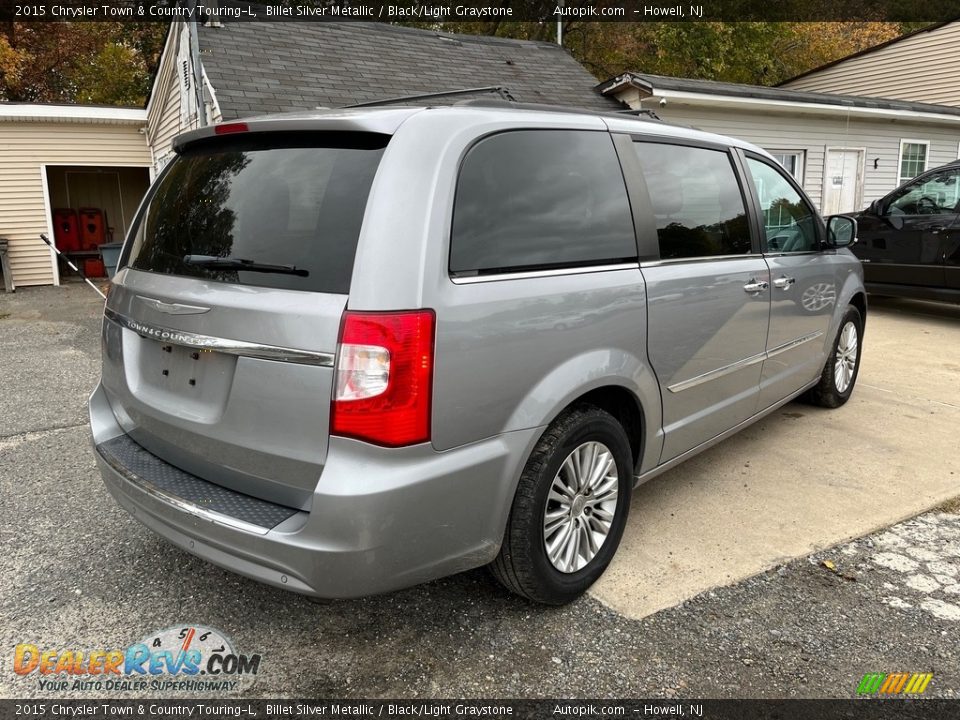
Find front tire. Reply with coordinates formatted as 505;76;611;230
804;305;863;408
490;404;633;605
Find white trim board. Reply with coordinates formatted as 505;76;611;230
1;105;147;123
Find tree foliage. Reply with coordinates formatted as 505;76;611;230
0;20;926;107
0;22;167;105
416;21;907;85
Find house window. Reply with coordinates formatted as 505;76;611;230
768;151;805;182
898;140;929;185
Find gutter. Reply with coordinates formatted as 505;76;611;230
0;105;147;123
607;83;960;126
651;89;960;124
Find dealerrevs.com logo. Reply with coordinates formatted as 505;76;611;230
13;626;261;693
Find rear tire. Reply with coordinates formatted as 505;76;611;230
804;305;863;408
490;404;633;605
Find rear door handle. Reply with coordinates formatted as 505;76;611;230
743;279;769;294
773;276;796;290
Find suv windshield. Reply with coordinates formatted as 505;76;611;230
124;132;388;294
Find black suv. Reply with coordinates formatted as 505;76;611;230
854;160;960;303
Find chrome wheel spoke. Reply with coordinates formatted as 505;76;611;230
590;505;616;524
585;451;614;492
590;475;618;502
582;523;600;558
559;458;579;495
544;510;568;536
547;522;573;564
548;486;572;507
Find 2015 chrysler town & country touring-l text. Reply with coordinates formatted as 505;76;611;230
89;102;866;605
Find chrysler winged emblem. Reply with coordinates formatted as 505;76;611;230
136;296;211;315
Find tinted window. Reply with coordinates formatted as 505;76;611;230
450;130;636;275
125;133;387;294
633;143;751;259
887;166;960;215
746;157;819;253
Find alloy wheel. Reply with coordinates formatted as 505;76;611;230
834;321;858;393
543;441;619;573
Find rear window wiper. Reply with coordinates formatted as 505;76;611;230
183;255;309;277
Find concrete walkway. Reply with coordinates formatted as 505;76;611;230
593;297;960;619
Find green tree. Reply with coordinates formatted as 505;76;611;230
0;22;166;105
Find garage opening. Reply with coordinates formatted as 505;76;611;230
45;165;150;280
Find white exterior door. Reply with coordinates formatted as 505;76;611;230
823;149;864;215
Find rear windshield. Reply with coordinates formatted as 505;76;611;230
124;132;388;294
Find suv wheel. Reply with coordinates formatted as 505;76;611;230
804;305;863;408
490;404;633;604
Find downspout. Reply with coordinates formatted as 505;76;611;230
188;0;206;127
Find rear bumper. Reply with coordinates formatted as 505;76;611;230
90;382;540;598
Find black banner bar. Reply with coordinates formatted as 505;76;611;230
0;699;956;720
2;0;960;23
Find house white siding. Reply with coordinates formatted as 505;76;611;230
146;22;221;173
0;119;151;287
781;23;960;108
613;87;960;213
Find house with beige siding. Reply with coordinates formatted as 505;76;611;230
7;20;960;289
1;20;613;289
599;73;960;216
0;104;152;288
780;22;960;108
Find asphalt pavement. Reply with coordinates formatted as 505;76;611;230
0;283;958;700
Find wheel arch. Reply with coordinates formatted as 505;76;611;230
568;386;645;470
502;349;663;477
850;290;867;326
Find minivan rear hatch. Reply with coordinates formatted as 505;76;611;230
100;130;389;509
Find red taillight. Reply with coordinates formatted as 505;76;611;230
331;310;435;447
214;122;249;135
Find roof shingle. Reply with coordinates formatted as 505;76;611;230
199;22;620;118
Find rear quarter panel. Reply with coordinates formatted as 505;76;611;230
347;110;663;471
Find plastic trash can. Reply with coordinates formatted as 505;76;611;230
99;243;124;279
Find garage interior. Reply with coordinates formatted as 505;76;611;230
45;165;150;279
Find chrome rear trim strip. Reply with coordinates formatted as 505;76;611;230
104;307;335;367
668;330;824;393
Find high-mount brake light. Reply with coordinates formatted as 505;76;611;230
214;122;249;135
331;310;435;447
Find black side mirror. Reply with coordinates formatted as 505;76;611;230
826;215;858;248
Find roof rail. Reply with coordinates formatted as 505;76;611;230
344;86;516;108
455;98;663;123
612;108;662;121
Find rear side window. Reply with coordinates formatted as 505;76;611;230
633;142;752;260
450;130;637;275
124;132;387;294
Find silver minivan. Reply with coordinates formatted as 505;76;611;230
90;102;865;604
